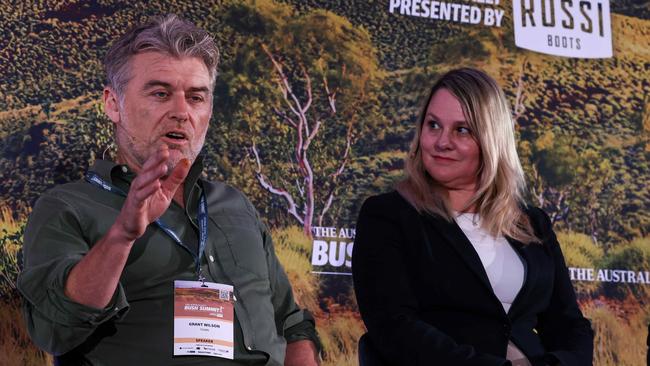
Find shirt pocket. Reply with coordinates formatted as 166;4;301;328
210;213;269;278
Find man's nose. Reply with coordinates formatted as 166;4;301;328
169;94;190;122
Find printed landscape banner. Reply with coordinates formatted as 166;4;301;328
0;1;648;365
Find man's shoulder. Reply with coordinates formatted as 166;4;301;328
25;179;113;236
200;179;258;218
36;178;101;207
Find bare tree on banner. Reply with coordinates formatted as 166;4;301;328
218;0;382;237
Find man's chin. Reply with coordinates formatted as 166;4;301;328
154;143;194;171
165;153;193;173
165;159;180;174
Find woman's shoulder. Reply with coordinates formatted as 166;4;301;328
361;190;414;212
520;205;556;242
521;205;551;225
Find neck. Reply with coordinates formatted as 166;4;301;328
447;188;477;213
115;150;143;174
116;149;187;208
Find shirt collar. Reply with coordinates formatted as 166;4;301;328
88;155;205;194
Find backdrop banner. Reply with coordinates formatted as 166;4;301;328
0;1;648;365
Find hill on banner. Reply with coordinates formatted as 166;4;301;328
0;1;648;365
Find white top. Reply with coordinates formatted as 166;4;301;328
455;213;525;313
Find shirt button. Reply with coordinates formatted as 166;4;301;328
121;166;128;173
209;255;215;262
114;307;119;312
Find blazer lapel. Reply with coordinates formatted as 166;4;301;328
507;238;534;316
423;214;495;294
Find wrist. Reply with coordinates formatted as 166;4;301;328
285;340;320;366
107;220;139;246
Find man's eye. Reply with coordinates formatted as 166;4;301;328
153;91;168;98
190;95;204;103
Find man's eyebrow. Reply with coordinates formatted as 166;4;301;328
142;80;210;94
142;80;172;90
188;86;210;94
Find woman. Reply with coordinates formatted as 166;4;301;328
352;68;593;366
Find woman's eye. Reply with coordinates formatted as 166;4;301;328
427;120;440;129
458;126;472;135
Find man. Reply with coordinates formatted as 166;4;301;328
18;14;320;366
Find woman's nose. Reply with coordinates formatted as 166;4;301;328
434;129;453;150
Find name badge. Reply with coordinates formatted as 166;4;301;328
173;280;235;359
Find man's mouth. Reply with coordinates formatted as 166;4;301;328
164;131;187;140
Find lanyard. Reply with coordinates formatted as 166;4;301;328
86;171;209;281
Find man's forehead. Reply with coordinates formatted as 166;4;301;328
126;52;211;86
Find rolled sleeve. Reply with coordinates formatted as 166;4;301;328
17;192;129;355
255;212;322;353
282;309;321;348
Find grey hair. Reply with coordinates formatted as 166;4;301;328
104;14;219;99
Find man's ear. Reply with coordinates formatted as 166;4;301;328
103;87;121;123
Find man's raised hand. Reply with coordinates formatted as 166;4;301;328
115;145;191;242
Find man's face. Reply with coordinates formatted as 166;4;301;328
104;52;213;173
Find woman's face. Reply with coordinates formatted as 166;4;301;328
419;88;481;192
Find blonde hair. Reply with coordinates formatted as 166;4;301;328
397;68;540;244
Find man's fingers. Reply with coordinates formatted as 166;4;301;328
131;145;171;193
135;147;169;183
160;158;191;196
133;161;168;191
141;145;169;171
124;147;169;212
122;150;189;222
132;180;162;205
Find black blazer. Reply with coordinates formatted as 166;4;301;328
352;191;593;366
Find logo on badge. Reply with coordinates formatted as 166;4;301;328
512;0;612;58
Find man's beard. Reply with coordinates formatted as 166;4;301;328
119;131;200;174
164;142;191;172
114;116;206;174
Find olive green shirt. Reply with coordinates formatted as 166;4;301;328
17;158;319;365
